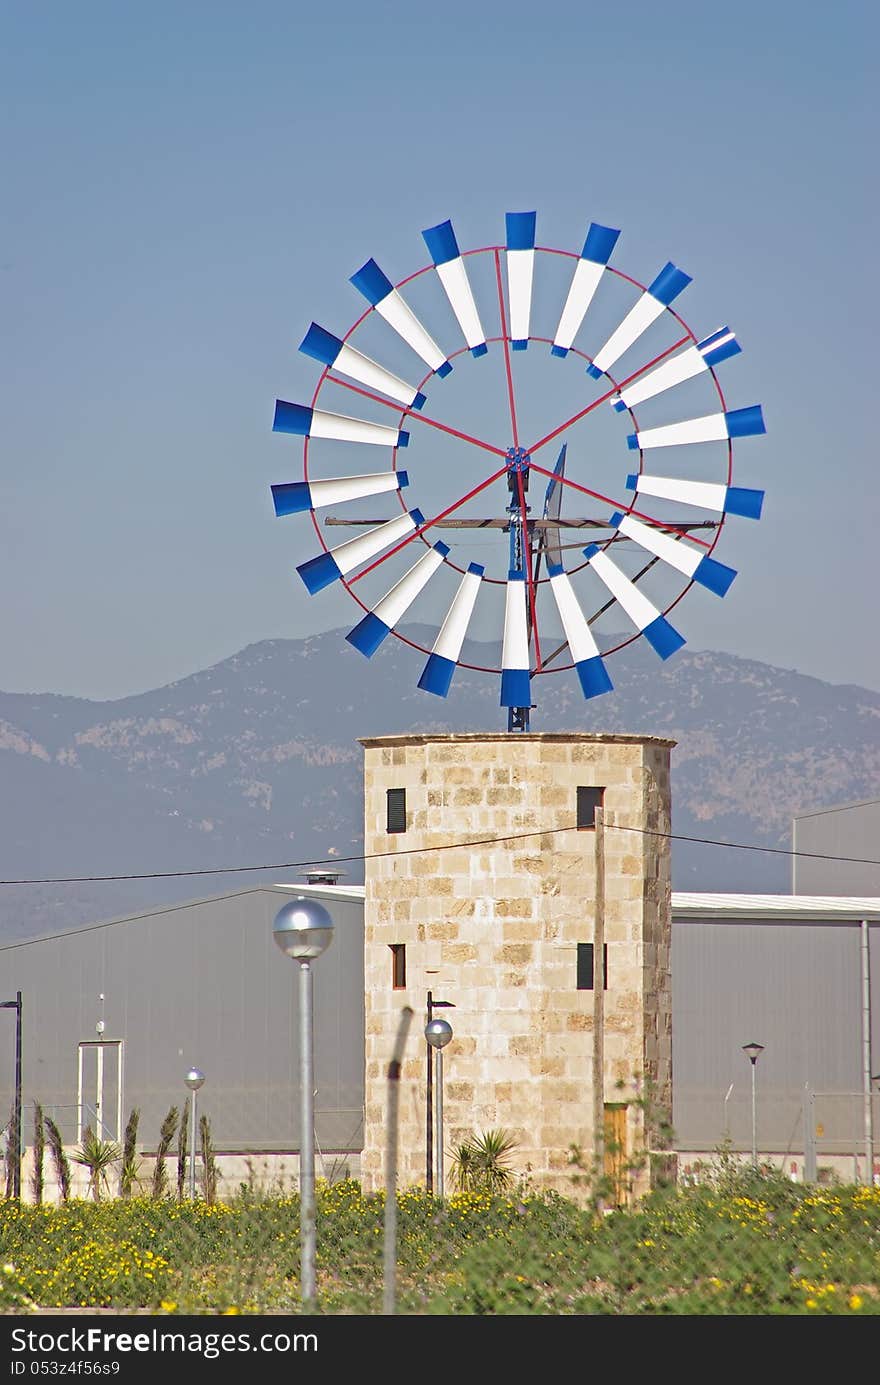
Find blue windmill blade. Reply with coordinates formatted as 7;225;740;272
500;570;532;708
346;542;449;657
505;211;536;350
552;222;620;357
547;563;613;699
422;219;487;357
350;258;452;377
299;323;427;410
625;472;764;520
583;543;685;660
273;400;409;449
612;327;741;413
607;511;737;597
586;261;691;379
272;469;409;517
626;405;765;451
417;563;484;697
297;509;424;594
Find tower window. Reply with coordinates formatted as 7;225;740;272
390;943;406;990
577;785;605;829
577;942;608;990
386;788;407;834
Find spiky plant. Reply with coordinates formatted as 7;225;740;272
30;1103;45;1205
176;1107;188;1200
450;1128;519;1194
120;1107;141;1200
43;1116;71;1202
199;1113;218;1205
72;1125;121;1202
151;1106;179;1201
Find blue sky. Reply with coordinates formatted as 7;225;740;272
2;0;878;701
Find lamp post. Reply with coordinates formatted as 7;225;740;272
425;1016;453;1199
742;1042;765;1168
425;991;455;1192
0;994;21;1201
184;1067;205;1199
273;897;334;1312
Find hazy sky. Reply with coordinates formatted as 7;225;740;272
3;0;878;702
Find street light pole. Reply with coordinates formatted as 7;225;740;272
425;992;454;1194
425;1017;453;1199
0;994;22;1201
743;1042;765;1169
184;1068;205;1199
273;897;334;1313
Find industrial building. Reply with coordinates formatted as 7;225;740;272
0;879;877;1197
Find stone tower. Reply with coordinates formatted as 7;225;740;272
360;732;674;1200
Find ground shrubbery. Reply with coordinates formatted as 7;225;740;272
0;1169;877;1314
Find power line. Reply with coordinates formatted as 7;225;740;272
1;820;879;887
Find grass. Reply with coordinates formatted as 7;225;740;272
0;1168;877;1315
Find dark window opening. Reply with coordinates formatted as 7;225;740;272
390;943;406;990
577;785;605;829
577;942;608;990
386;788;407;834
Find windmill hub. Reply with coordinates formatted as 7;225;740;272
505;445;531;493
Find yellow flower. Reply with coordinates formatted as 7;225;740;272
849;1295;863;1311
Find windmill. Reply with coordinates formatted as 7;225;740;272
270;213;765;730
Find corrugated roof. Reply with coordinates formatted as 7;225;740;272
672;892;880;919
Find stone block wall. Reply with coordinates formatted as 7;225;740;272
360;733;674;1200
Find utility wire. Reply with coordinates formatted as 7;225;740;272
1;820;879;887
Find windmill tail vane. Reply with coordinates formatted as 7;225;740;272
269;211;766;730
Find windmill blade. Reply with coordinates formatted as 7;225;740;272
587;262;691;379
299;323;427;410
506;211;536;349
584;544;685;659
552;223;620;357
297;509;424;594
272;470;409;516
537;443;567;575
422;219;487;356
346;542;449;656
418;563;484;696
627;404;765;451
273;400;409;449
500;571;531;708
350;258;452;377
547;563;613;699
608;511;736;596
612;328;741;412
626;472;764;518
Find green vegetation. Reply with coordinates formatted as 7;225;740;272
0;1167;877;1314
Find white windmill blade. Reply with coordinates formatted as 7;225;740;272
273;399;409;449
612;327;741;412
422;219;487;356
500;571;531;709
625;472;764;519
350;258;452;376
546;563;613;699
297;509;424;594
608;511;736;596
272;470;409;516
627;404;765;451
346;542;449;657
505;211;536;349
417;563;484;697
552;222;620;356
299;322;427;410
583;544;685;660
587;262;691;379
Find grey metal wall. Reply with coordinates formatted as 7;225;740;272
792;800;880;895
0;887;365;1154
672;917;880;1155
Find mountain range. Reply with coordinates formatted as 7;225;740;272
1;625;879;942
